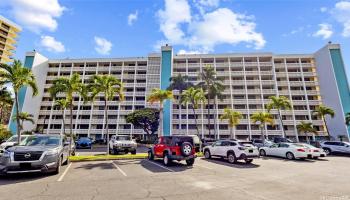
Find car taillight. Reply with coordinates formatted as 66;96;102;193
313;150;319;152
297;149;305;152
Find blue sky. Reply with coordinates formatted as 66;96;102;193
0;0;349;78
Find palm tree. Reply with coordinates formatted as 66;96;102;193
345;112;350;127
208;82;224;139
0;87;13;124
89;75;124;154
0;60;38;144
181;87;206;137
54;99;71;136
312;105;335;137
49;73;87;156
198;65;223;138
12;112;35;133
250;112;274;143
167;74;193;131
266;96;292;138
220;108;243;139
147;89;173;137
297;121;317;144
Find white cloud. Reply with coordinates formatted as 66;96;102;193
128;11;138;26
4;0;65;32
94;37;112;55
157;0;192;44
320;7;328;12
195;0;220;8
177;49;204;54
331;1;350;37
313;23;333;39
40;35;65;53
157;0;265;52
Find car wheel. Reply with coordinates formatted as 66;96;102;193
323;148;331;155
286;152;295;160
204;150;211;159
71;150;76;156
313;157;319;160
245;159;253;164
186;158;195;166
148;151;154;160
53;156;62;175
227;152;237;164
163;152;172;166
181;142;193;157
259;149;266;157
131;149;136;155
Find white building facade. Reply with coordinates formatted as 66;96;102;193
9;44;350;141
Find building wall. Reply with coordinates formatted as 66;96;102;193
0;15;21;63
314;44;350;141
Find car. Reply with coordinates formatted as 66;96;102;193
148;136;196;166
251;139;274;148
93;138;107;145
299;143;326;159
0;134;69;175
0;135;31;155
173;134;202;152
319;141;350;155
203;140;259;164
259;143;311;160
273;137;294;143
75;137;92;149
201;138;217;148
109;135;137;155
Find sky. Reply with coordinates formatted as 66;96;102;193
0;0;349;78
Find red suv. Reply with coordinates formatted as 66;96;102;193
148;136;196;166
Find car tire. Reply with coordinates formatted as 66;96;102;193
227;152;237;164
71;150;76;156
53;156;62;175
286;152;295;160
204;150;211;159
323;148;331;155
180;142;193;157
131;149;136;155
313;157;319;160
148;151;154;160
163;152;172;166
186;158;195;166
259;149;266;157
245;159;253;164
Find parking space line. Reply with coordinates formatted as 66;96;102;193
57;162;72;182
111;162;127;177
145;160;175;172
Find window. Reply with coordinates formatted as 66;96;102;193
213;141;222;146
229;142;237;146
221;141;230;146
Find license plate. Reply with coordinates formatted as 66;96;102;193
20;163;31;169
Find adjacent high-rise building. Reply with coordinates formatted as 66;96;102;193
0;15;21;63
9;43;350;141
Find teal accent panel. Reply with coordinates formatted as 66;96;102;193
330;49;350;135
161;49;172;136
9;56;35;134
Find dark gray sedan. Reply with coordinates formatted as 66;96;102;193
0;134;69;175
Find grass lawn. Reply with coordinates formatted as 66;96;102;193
69;152;204;162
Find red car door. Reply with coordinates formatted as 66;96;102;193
154;137;166;157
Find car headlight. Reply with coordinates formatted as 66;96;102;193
2;150;11;158
46;149;59;156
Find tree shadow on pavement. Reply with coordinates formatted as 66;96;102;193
201;157;260;169
140;159;194;173
0;173;51;186
75;162;115;170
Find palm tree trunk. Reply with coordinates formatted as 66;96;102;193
61;109;66;136
322;116;330;139
230;126;233;140
261;125;265;144
179;91;182;134
68;102;73;157
14;92;21;144
278;109;286;138
305;132;310;144
158;104;163;138
192;106;200;138
207;93;211;138
104;99;109;154
213;97;218;139
0;105;3;124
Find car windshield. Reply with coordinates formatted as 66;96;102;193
78;138;91;142
6;136;27;142
19;136;60;146
116;136;130;140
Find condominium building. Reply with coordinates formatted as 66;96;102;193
9;43;350;141
0;15;21;63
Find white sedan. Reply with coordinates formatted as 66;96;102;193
259;143;311;160
299;143;326;159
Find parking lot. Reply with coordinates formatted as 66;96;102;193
0;156;349;200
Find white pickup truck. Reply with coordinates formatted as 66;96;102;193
203;140;259;164
109;135;137;155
